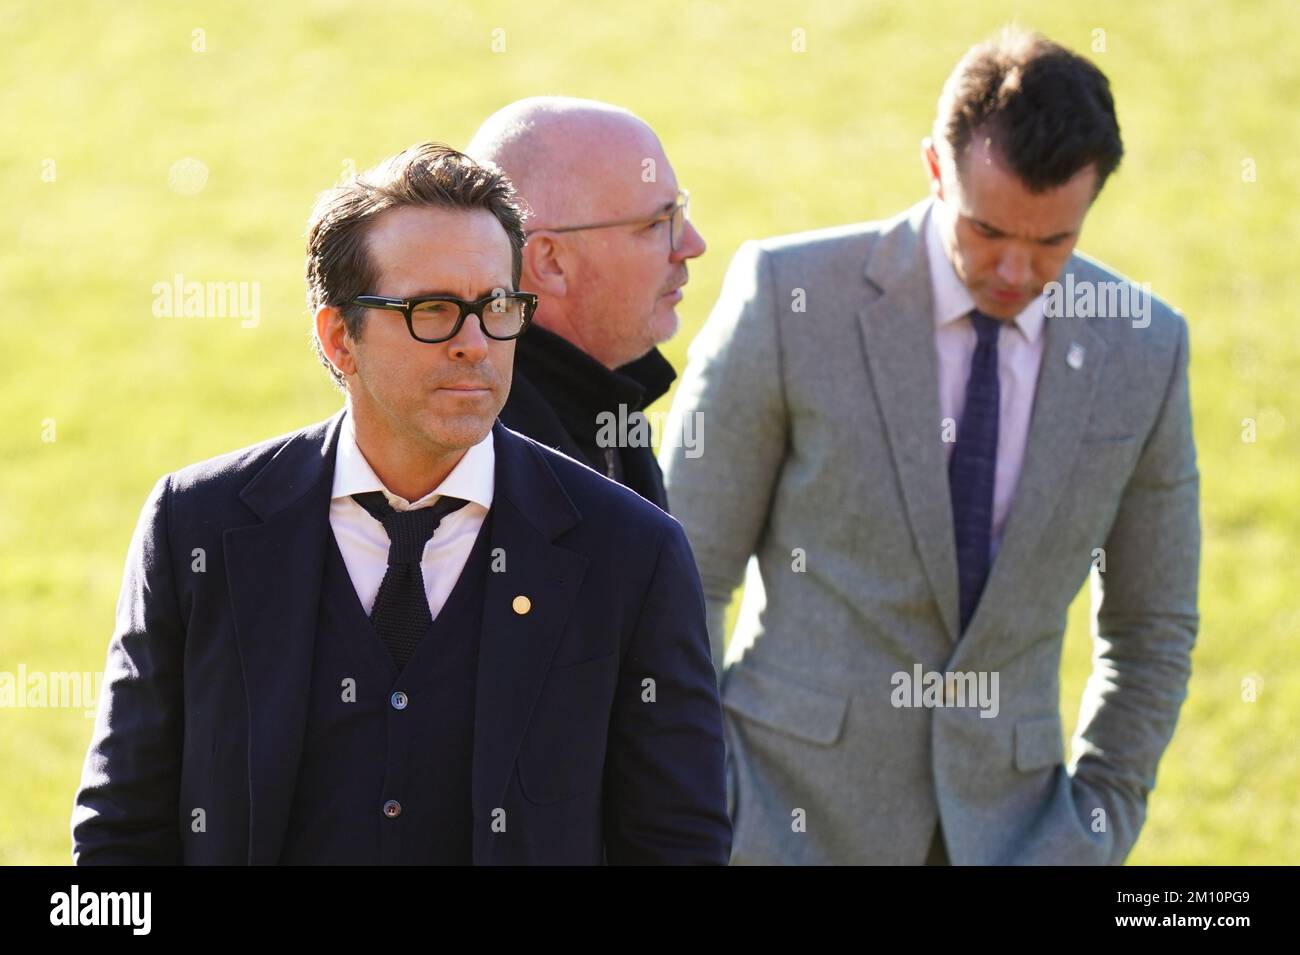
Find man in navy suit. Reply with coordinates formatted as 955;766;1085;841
71;142;730;865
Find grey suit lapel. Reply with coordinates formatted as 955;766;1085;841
857;201;961;643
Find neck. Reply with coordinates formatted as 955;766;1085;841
347;400;467;502
533;310;618;369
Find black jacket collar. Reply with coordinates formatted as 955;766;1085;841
512;325;676;442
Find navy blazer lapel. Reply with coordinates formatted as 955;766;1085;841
225;408;344;865
472;422;589;861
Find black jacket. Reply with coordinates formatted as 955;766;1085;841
499;325;676;511
71;412;731;865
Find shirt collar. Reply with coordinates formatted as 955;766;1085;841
331;405;495;512
923;201;1046;344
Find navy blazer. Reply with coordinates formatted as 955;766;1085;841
71;410;731;865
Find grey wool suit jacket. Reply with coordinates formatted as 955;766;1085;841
659;199;1200;865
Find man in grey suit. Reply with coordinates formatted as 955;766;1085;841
660;27;1200;865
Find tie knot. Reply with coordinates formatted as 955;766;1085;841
969;309;1002;347
351;491;470;564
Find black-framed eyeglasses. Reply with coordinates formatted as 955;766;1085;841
525;190;691;252
349;290;537;343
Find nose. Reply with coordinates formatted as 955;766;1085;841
447;311;491;363
672;219;706;262
995;243;1031;287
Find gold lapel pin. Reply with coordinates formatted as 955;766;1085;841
1067;342;1086;370
512;595;532;615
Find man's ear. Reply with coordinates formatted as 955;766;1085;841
921;137;945;201
522;234;567;298
315;304;358;378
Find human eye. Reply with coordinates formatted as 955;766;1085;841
412;299;459;317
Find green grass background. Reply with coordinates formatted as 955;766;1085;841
2;0;1295;864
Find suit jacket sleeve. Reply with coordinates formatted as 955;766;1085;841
71;474;185;864
1070;315;1201;865
602;519;732;864
659;240;789;676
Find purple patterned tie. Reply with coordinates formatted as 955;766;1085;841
949;309;1001;634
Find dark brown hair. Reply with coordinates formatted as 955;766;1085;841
305;142;528;389
934;27;1123;194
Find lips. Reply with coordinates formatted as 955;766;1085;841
661;270;689;298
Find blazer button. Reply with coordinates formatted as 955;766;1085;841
382;800;402;819
390;690;409;710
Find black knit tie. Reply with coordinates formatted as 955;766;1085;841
351;491;469;669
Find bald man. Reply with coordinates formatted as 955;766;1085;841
467;97;705;511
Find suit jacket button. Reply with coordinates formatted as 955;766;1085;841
382;800;402;819
390;691;409;710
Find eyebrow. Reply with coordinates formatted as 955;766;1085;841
639;195;679;217
969;216;1075;243
405;288;514;300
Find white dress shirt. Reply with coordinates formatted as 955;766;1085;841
926;203;1047;557
329;408;495;620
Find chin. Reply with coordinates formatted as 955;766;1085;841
418;403;497;451
651;308;680;345
975;295;1025;320
427;419;493;452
